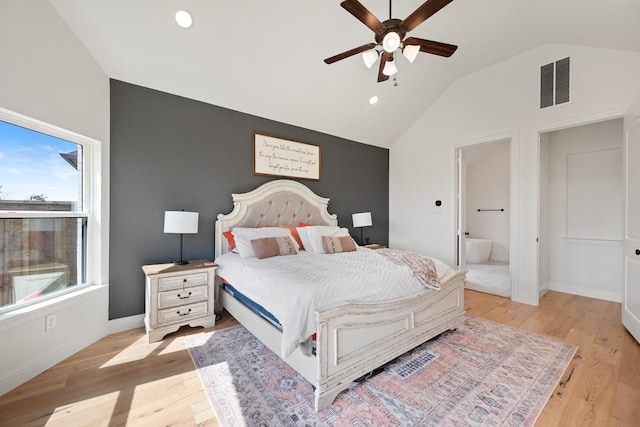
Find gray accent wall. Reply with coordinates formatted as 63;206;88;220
109;80;389;319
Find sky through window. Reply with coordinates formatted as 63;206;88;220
0;120;79;202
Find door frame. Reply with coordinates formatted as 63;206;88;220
453;133;517;299
534;108;628;304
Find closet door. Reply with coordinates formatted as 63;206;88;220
623;118;640;343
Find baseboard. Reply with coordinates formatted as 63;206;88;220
109;314;145;334
547;282;622;303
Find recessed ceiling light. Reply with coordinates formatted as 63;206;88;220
175;10;193;29
369;96;378;105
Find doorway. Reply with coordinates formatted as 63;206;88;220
538;118;624;301
456;139;512;297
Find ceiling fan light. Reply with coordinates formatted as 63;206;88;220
403;44;420;63
382;32;401;53
362;50;378;69
382;58;397;76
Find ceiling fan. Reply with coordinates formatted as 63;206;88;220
324;0;458;83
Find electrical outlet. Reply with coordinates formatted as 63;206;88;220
45;314;56;331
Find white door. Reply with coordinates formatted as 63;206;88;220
623;118;640;343
457;149;467;269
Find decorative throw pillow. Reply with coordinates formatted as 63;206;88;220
297;225;345;253
321;236;357;254
225;226;302;250
251;236;299;259
232;227;299;258
309;226;351;253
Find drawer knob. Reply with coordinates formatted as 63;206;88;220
177;291;192;300
177;308;192;317
183;278;187;283
636;249;640;256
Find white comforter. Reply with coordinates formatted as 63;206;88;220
216;248;454;358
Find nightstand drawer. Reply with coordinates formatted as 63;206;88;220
158;285;208;309
157;300;209;326
158;272;209;291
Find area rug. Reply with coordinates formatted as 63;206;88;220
185;316;576;426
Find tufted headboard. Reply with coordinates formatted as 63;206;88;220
214;180;338;257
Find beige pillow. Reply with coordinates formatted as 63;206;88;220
321;236;357;254
233;227;299;258
251;236;298;259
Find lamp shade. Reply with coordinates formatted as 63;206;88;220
403;44;420;63
362;49;378;68
164;211;199;234
382;58;397;76
352;212;372;228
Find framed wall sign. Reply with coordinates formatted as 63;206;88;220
253;132;321;180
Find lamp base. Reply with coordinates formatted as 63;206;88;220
173;260;188;265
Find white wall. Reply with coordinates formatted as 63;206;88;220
0;0;110;395
390;44;640;305
463;140;510;262
543;119;623;302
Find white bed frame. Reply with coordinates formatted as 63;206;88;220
215;179;466;411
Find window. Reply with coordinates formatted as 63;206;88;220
0;108;98;312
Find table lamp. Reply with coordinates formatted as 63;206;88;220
164;210;199;265
352;212;372;246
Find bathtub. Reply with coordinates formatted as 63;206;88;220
465;238;492;264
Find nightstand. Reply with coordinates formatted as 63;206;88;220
365;244;387;250
142;259;217;343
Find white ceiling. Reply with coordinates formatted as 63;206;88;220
49;0;640;148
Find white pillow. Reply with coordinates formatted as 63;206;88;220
296;226;315;252
297;226;350;253
232;227;299;258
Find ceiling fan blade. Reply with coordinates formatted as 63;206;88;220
377;51;391;82
404;37;457;57
341;0;385;33
324;43;377;64
402;0;454;32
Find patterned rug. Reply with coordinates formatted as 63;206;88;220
185;316;576;426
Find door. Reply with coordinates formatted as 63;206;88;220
623;118;640;343
456;149;466;269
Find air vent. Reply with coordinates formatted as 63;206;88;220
540;57;570;109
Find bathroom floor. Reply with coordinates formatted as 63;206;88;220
465;261;511;297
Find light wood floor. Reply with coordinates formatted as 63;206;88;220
0;290;638;426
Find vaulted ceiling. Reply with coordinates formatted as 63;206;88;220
49;0;640;148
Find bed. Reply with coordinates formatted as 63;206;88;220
214;179;466;411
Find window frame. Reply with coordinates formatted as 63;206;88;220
0;107;102;314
